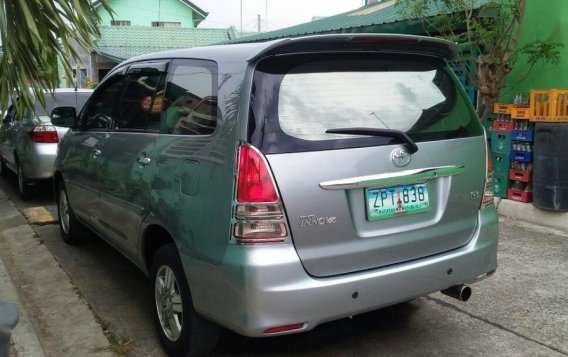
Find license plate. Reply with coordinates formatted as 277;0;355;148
366;183;430;221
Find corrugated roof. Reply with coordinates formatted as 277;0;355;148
234;0;490;43
93;25;234;61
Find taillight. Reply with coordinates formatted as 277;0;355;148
237;145;277;203
30;125;59;143
482;145;495;208
233;144;287;244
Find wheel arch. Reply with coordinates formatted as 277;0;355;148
142;224;178;274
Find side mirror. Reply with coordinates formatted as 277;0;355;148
51;107;77;128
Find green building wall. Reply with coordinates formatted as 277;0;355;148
98;0;197;28
501;0;568;102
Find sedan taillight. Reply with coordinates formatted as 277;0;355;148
30;125;59;143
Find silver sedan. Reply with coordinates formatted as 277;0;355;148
0;89;92;199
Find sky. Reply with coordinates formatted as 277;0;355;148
191;0;365;32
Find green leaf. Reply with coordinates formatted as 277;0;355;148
0;0;111;116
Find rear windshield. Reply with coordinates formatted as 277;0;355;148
249;53;482;154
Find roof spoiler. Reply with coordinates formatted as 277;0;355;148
248;34;460;62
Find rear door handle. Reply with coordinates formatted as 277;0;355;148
92;149;101;159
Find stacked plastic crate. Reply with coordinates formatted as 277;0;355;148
508;101;534;203
489;98;534;202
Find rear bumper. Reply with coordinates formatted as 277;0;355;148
182;207;498;337
19;143;57;180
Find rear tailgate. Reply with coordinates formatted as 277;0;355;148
266;139;484;277
248;38;485;277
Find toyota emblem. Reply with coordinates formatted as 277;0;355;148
391;148;411;167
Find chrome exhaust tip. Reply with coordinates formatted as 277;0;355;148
441;284;472;302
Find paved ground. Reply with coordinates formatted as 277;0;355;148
1;174;567;356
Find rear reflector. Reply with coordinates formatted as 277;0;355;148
263;323;305;334
30;125;59;143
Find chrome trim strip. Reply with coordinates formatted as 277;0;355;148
319;165;466;190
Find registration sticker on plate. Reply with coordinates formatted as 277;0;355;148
366;183;430;221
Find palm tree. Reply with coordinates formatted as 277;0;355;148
0;0;112;114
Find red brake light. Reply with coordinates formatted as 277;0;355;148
30;126;59;143
348;36;419;44
237;144;278;203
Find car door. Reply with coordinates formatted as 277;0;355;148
63;71;127;231
95;61;168;256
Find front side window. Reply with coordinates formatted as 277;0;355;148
80;74;126;131
250;53;482;154
162;59;218;135
115;73;165;131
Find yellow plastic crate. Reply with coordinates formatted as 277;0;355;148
493;103;513;114
511;107;531;120
554;90;568;121
530;89;568;122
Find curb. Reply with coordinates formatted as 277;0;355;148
496;198;568;233
0;191;113;356
0;250;44;357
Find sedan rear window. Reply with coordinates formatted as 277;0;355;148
249;53;482;154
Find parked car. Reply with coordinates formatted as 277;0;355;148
53;34;499;356
0;89;92;198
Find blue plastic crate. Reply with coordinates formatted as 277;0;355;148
512;129;534;142
510;150;533;162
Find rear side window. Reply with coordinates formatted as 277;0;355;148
162;59;218;135
250;53;482;154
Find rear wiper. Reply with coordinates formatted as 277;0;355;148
325;127;418;154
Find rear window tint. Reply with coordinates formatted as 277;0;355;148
162;59;218;135
249;53;482;154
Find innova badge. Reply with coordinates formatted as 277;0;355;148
391;148;411;167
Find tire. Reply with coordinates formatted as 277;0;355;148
151;244;219;357
16;161;32;200
56;181;84;244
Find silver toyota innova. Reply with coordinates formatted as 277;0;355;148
53;34;499;356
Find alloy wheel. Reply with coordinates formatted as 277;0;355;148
59;189;70;234
155;265;184;342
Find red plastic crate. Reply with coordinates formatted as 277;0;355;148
507;189;533;203
492;120;515;131
509;169;531;182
